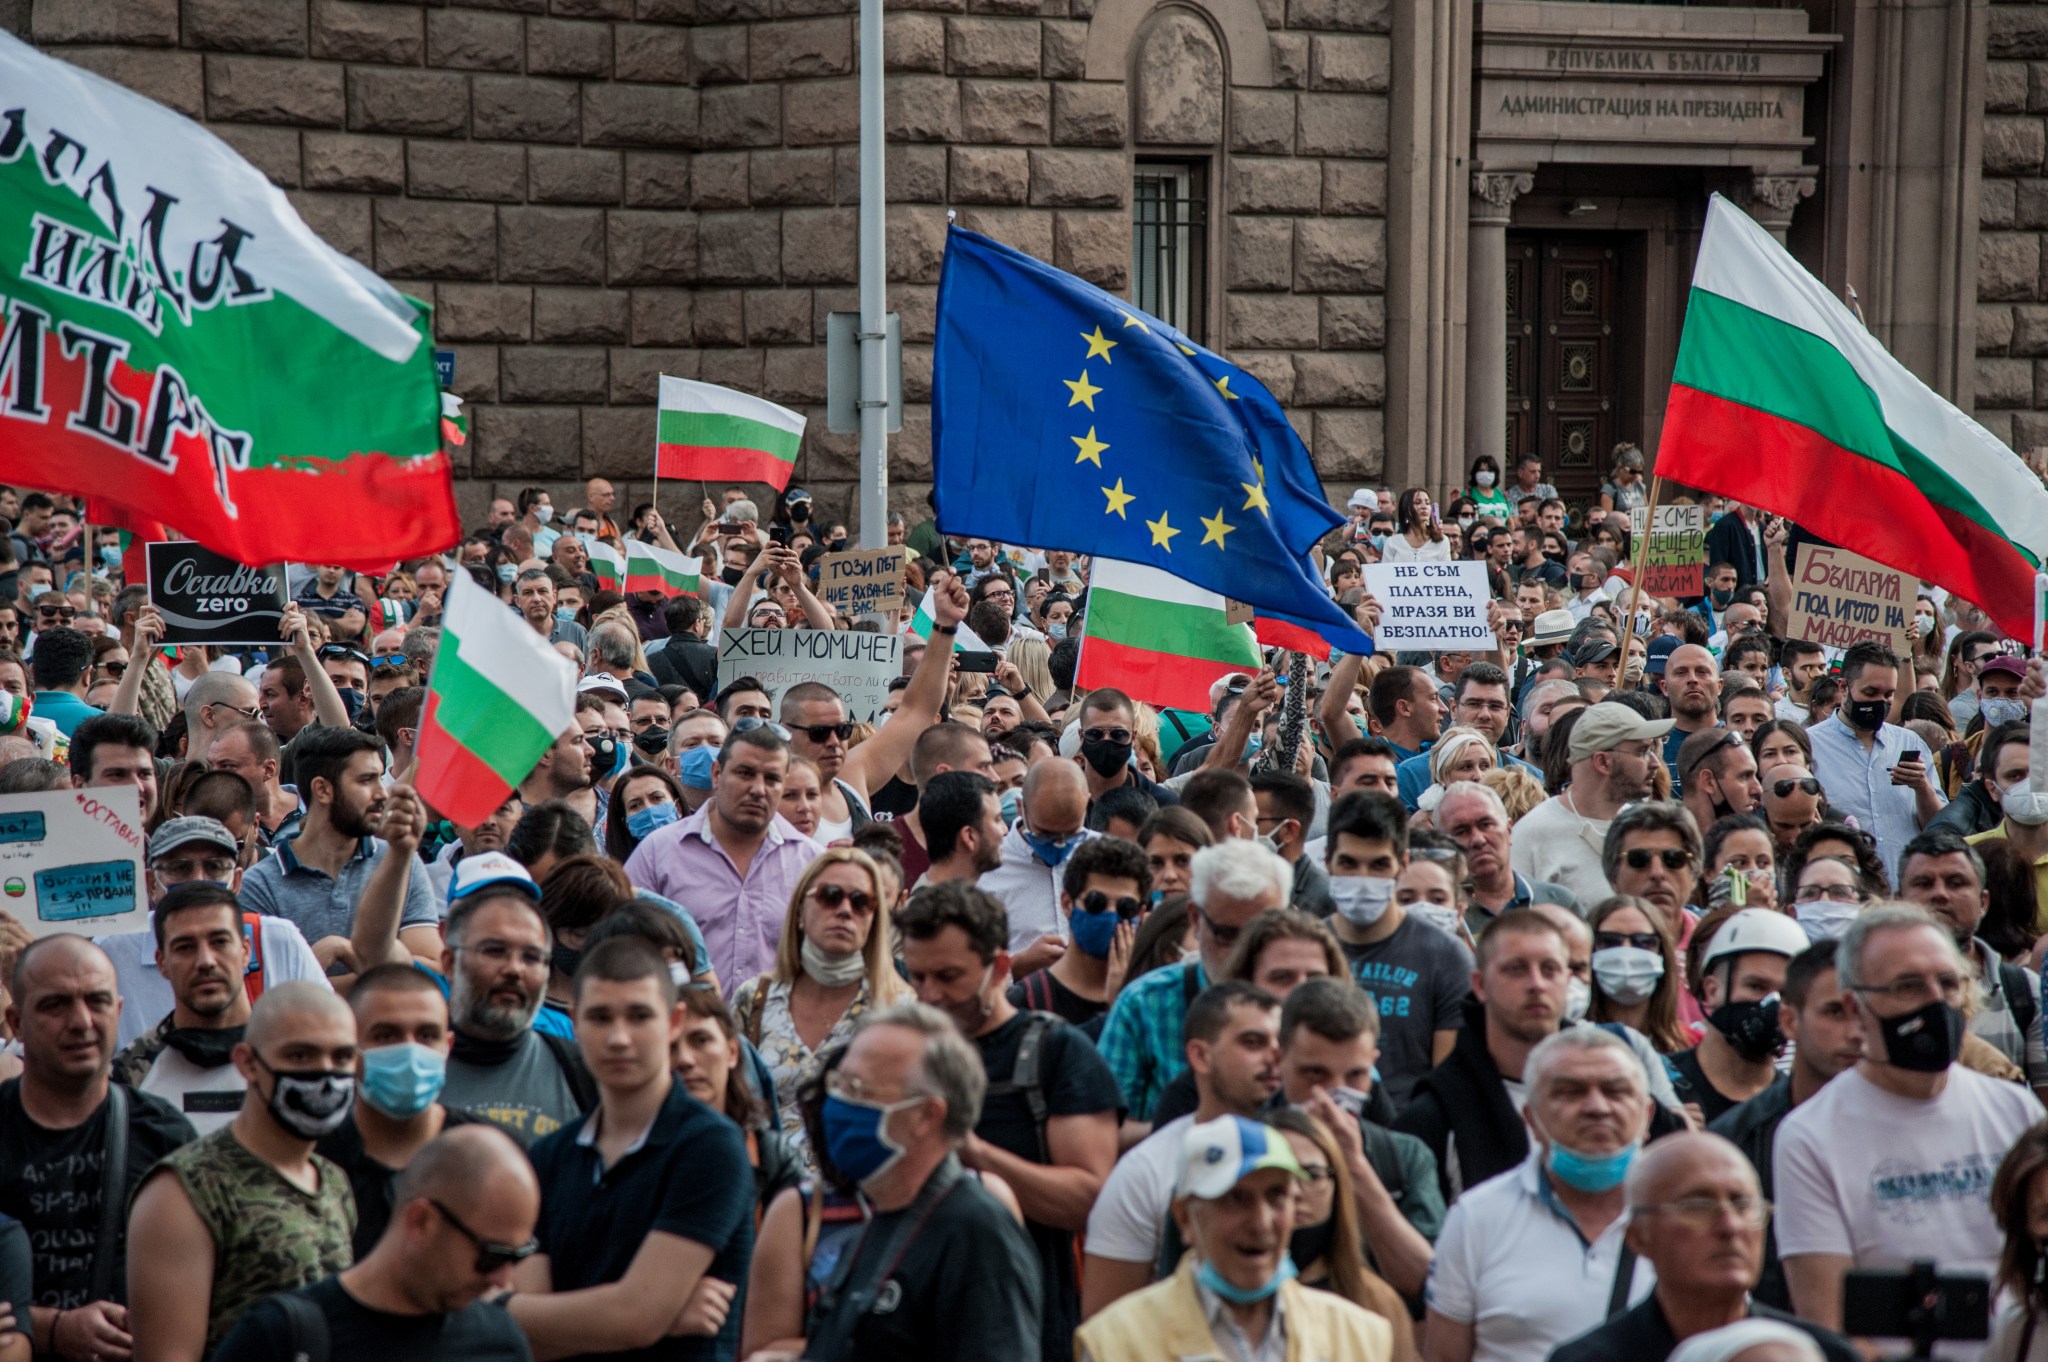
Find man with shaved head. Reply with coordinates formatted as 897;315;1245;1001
182;670;262;764
1547;1133;1855;1362
1661;644;1723;793
210;1125;539;1361
0;935;195;1362
982;756;1097;966
127;981;360;1360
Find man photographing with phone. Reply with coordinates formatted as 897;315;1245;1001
1806;641;1945;885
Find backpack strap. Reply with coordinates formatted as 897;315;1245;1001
2002;961;2038;1041
982;1012;1055;1162
271;1291;331;1362
538;1030;599;1113
742;975;772;1049
1606;1244;1638;1320
88;1083;128;1305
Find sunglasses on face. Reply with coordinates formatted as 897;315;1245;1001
796;722;853;743
1622;847;1693;872
1198;907;1243;947
37;606;74;622
1772;776;1822;798
429;1199;539;1275
1083;727;1134;745
1080;890;1145;919
98;661;126;677
1595;930;1661;953
731;717;792;740
809;882;875;914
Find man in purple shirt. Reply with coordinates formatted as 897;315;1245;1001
624;721;824;990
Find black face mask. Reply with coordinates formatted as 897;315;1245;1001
1710;993;1784;1063
164;1024;245;1070
1845;698;1888;732
721;565;746;587
1709;588;1735;609
1079;734;1132;779
634;727;671;755
1289;1215;1336;1271
552;942;583;980
789;503;811;522
1871;997;1965;1073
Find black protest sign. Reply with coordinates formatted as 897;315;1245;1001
146;542;288;646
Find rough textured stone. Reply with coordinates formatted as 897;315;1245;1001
1052;83;1126;146
2016;179;2048;229
958;80;1045;143
693;26;750;82
2014;303;2048;355
694;291;745;345
407;140;525;201
888;74;964;141
184;0;305;56
1299;93;1385;158
1237;353;1295;403
1986;179;2018;230
472;75;581;143
1323;161;1386;216
1294;218;1383;291
1980;357;2037;407
1993;8;2048;61
1983;303;2018;354
947;17;1039;76
783;207;858;284
1028;149;1125;207
747;290;813;344
702;85;783;146
611;23;691;81
580;407;655;478
1989;118;2048;177
1320;295;1384;349
502;346;610;404
427;10;523;70
499;207;608;283
302;132;403;192
754;17;854;77
1227;216;1292;291
530;148;624;204
1227;295;1319;350
310;1;423;64
474;407;583;479
888;206;949;283
1230;159;1322;214
528;19;614;76
751;149;836;205
287;190;372;263
55;48;204;117
375;200;498;279
1990;61;2030;115
627;153;694;207
207;55;345;125
1230;90;1295;155
1312;408;1383;478
763;349;827;405
785;79;858;143
699;347;766;393
632;290;696;346
691;153;751;209
950;147;1032;204
1042;20;1087;78
701;211;783;283
348;68;468;135
889;14;946;71
209;124;302;187
1270;32;1307;88
954;207;1053;260
438;285;534;342
585;84;698;146
33;0;176;45
1287;0;1389;33
1309;34;1388;92
609;210;699;284
1134;12;1223;145
1054;210;1125;288
1982;232;2042;301
441;345;499;404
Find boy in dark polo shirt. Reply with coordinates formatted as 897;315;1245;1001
509;939;753;1361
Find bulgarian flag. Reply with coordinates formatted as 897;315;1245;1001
1076;558;1261;712
656;375;806;491
0;34;461;571
415;571;577;826
1658;194;2048;640
908;589;993;653
625;541;702;596
581;536;625;592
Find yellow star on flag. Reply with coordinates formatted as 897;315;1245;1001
1147;510;1180;551
1241;481;1271;515
1118;310;1150;334
1065;369;1102;411
1081;327;1117;363
1102;479;1134;519
1213;373;1237;400
1176;343;1197;357
1071;427;1109;467
1201;508;1235;548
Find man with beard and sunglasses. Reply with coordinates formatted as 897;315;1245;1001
126;982;360;1361
112;885;259;1135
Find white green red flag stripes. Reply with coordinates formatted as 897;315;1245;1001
581;536;625;592
625;541;701;596
908;590;992;652
1076;558;1261;712
655;375;806;490
0;34;460;570
1657;194;2048;639
415;571;577;826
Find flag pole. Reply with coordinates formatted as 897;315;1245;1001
1621;474;1663;643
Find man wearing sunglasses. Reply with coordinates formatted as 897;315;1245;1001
212;1125;540;1362
1603;801;1703;927
1511;702;1674;906
1074;687;1181;828
1760;762;1826;859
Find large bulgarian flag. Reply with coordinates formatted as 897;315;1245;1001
625;541;701;596
656;375;806;491
1076;559;1262;712
415;571;578;826
1659;194;2048;640
0;33;460;570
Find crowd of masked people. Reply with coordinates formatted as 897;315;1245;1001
1;460;2048;1362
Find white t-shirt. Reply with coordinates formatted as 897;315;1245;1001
133;1046;246;1135
1083;1113;1194;1265
1380;534;1453;565
1509;796;1614;906
99;915;331;1050
1775;1064;2044;1358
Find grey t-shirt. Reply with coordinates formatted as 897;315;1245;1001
237;836;439;948
1339;914;1476;1111
442;1031;586;1149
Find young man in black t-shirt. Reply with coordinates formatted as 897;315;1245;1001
210;1126;537;1362
899;881;1121;1362
509;938;753;1362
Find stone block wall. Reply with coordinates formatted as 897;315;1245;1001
5;0;1387;535
1979;0;2048;451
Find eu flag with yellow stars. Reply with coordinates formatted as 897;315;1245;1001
932;227;1374;656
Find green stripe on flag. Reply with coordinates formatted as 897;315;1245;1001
657;409;802;463
1086;587;1261;668
429;633;558;781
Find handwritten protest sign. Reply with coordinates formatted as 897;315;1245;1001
0;786;147;938
816;548;908;617
1640;506;1706;598
1362;561;1493;651
1788;544;1917;653
717;628;904;723
148;541;288;646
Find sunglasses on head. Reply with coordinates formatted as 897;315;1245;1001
1623;847;1693;871
429;1199;539;1275
368;654;410;672
1772;776;1821;798
1081;890;1145;919
796;722;853;743
809;882;875;914
319;645;369;665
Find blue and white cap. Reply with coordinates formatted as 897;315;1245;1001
1176;1115;1304;1201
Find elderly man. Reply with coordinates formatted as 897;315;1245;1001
1547;1134;1856;1362
1605;801;1703;930
1425;1028;1654;1362
982;758;1098;958
1678;727;1762;832
1760;764;1824;858
1512;702;1674;905
1077;1115;1394;1362
1438;781;1578;929
1775;905;2044;1351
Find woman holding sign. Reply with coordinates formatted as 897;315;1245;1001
1381;487;1452;565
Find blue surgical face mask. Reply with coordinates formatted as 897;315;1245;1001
822;1091;926;1187
1047;621;1067;640
1196;1251;1297;1305
1023;827;1081;867
497;564;517;584
99;544;120;569
999;789;1022;826
555;606;576;624
359;1042;446;1119
1242;733;1264;761
1069;904;1122;959
1546;1136;1640;1193
626;800;680;840
678;744;716;789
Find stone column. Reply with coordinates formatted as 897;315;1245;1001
1747;171;1816;243
1465;170;1531;468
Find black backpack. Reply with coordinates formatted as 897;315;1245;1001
982;1012;1057;1161
272;1292;330;1362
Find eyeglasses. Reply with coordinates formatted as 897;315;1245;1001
1681;731;1740;780
732;717;792;740
808;882;875;914
369;654;410;671
1622;847;1693;872
319;645;369;665
1851;973;1967;1007
1794;881;1866;904
1594;931;1661;953
36;605;74;621
153;855;238;882
1197;907;1244;947
796;722;854;743
1083;727;1134;745
1637;1194;1772;1228
428;1199;540;1274
455;940;548;971
212;702;261;722
1081;890;1145;919
1772;776;1822;798
97;660;127;678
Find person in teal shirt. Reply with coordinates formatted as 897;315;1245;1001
28;626;104;737
1467;455;1511;516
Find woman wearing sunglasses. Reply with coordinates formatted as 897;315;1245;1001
730;848;910;1166
1585;895;1691;1054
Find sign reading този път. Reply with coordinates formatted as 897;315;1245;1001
0;785;148;939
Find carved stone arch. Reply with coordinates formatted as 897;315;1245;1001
1085;0;1272;95
1128;8;1226;146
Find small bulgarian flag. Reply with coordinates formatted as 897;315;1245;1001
625;542;702;597
907;589;993;653
415;571;578;826
581;536;625;592
656;375;807;491
1076;558;1262;712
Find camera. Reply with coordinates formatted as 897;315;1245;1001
1841;1261;1989;1359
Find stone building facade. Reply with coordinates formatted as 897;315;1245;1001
2;0;2037;528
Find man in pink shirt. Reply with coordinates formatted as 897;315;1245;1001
624;721;824;990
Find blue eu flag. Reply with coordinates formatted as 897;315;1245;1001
931;228;1373;655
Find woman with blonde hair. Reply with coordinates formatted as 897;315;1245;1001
1480;765;1545;825
731;847;910;1163
1008;635;1055;700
